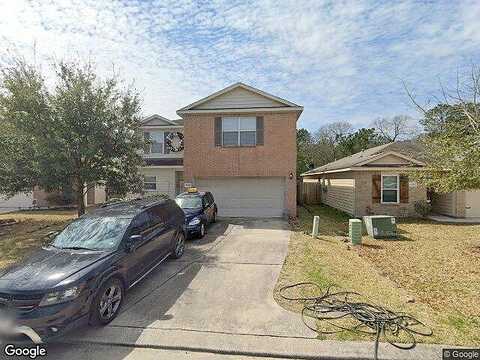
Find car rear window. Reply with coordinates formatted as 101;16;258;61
175;196;202;209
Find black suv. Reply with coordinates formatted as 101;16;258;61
175;190;217;238
0;198;185;343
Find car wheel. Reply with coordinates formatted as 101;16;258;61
90;277;124;326
198;223;206;239
171;232;185;259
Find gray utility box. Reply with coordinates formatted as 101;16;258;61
363;215;398;239
349;219;362;245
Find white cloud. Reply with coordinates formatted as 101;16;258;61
0;0;479;130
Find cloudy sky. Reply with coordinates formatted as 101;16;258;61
1;0;479;131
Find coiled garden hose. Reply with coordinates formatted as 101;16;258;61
279;282;433;360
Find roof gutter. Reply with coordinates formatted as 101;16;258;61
301;168;352;176
301;165;427;177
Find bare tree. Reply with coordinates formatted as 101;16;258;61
373;115;418;142
404;64;480;136
314;121;352;161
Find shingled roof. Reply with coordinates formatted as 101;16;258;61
301;140;425;176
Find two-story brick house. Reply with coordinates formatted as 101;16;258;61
26;83;302;217
176;82;303;217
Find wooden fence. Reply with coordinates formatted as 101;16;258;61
297;181;322;205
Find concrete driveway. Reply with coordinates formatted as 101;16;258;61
52;218;314;358
37;218;443;360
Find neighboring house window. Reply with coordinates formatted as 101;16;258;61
144;176;157;191
144;131;165;154
222;117;256;147
381;175;399;203
150;132;164;154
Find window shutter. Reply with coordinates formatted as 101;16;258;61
143;131;151;154
164;132;170;154
214;117;222;146
400;175;409;203
372;174;381;203
256;116;264;145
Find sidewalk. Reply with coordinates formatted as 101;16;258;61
428;214;480;224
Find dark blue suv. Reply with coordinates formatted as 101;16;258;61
175;190;217;238
0;197;185;343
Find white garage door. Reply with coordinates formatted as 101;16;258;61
465;190;480;217
0;192;33;214
195;177;286;217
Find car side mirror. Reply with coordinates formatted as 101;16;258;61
126;234;142;253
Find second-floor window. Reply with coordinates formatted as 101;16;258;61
222;117;256;147
144;131;165;154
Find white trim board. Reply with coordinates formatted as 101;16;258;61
177;106;303;115
301;166;425;176
142;114;179;126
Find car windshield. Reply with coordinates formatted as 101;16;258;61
175;196;203;209
52;217;131;251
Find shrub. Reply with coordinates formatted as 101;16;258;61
414;200;432;217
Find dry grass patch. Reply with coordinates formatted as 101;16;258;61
274;205;480;346
0;209;77;269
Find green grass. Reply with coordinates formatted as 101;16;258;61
0;210;77;269
275;204;480;346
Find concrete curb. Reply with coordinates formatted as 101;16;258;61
62;326;447;360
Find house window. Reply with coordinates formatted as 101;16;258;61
144;131;164;154
144;176;157;191
381;175;399;203
150;132;164;154
222;117;256;147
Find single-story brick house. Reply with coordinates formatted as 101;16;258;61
301;141;480;218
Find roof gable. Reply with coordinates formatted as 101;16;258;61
301;141;425;176
142;114;179;126
356;151;425;167
177;82;303;114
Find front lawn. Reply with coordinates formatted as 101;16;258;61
0;210;77;269
274;205;480;346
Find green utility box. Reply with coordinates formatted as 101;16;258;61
363;215;398;239
349;219;362;245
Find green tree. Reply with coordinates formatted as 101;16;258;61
336;128;386;158
406;65;480;192
296;128;313;175
413;103;480;192
0;59;145;216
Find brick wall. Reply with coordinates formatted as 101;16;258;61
183;111;298;216
354;171;427;217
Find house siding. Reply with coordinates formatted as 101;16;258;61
320;172;355;215
432;191;467;217
354;171;427;217
183;111;298;216
432;192;457;217
140;167;178;199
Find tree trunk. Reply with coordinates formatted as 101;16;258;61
76;181;86;217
